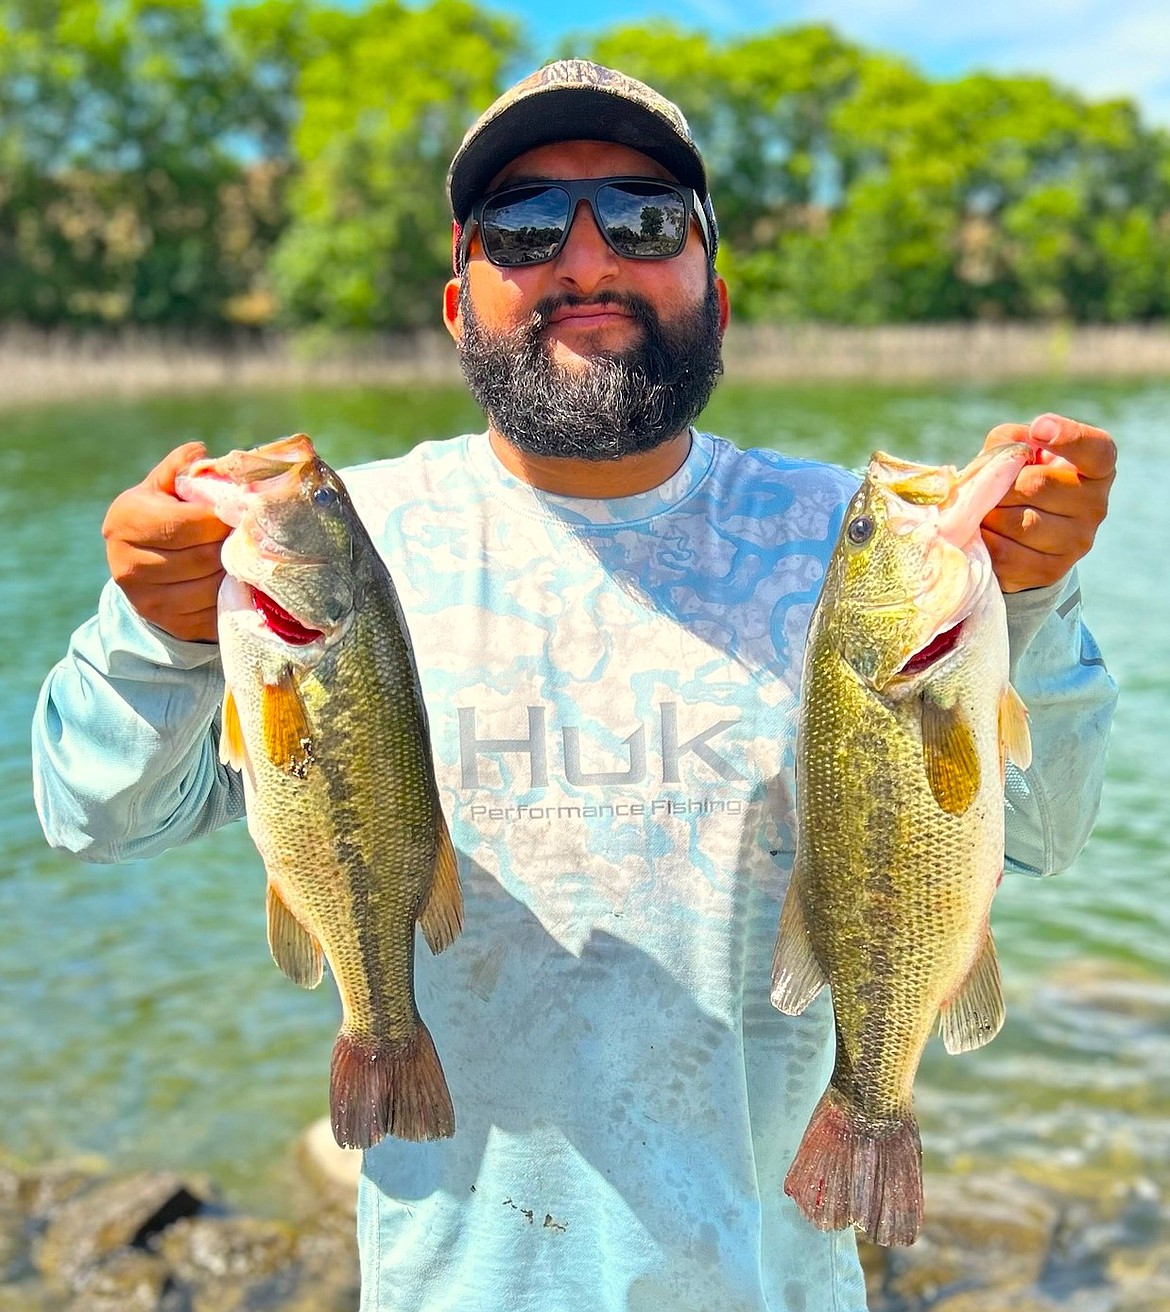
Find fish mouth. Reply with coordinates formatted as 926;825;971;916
898;619;964;675
249;587;324;646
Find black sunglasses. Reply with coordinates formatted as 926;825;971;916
459;175;712;269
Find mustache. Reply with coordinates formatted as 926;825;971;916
527;291;657;334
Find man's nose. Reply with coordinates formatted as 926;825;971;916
551;199;620;291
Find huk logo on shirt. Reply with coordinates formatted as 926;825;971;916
456;703;748;790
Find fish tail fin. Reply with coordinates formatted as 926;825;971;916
785;1089;924;1247
329;1024;455;1149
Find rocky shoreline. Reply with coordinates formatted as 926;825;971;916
1;1125;1167;1311
0;1122;361;1312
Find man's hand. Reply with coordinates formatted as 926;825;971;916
102;442;231;642
980;413;1116;593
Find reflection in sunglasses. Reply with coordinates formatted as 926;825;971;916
466;176;706;269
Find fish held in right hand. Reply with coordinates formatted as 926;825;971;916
177;434;463;1148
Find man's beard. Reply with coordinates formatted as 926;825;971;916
456;277;724;462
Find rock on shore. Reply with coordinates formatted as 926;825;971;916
1;1124;1168;1311
0;1128;359;1312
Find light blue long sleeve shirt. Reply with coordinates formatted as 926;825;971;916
32;432;1117;1312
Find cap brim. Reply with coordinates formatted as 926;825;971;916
448;86;707;220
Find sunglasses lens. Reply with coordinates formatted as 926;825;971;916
480;185;571;266
596;182;688;258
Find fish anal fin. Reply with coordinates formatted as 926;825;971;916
219;686;247;771
266;880;323;988
1000;684;1032;774
938;930;1005;1054
771;880;828;1015
330;1024;455;1148
261;665;314;777
921;695;980;815
784;1088;924;1247
418;814;463;955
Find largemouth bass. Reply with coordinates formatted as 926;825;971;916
176;434;462;1149
770;441;1034;1246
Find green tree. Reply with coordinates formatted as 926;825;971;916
270;0;523;333
0;0;286;327
753;66;1170;323
3;6;1169;331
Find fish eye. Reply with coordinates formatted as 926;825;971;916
313;485;339;509
846;514;874;546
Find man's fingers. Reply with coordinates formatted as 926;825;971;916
983;415;1117;483
982;505;1093;559
104;442;226;552
991;460;1084;510
105;494;231;552
148;441;208;495
981;423;1031;452
167;608;221;643
981;530;1067;593
139;604;220;644
1029;413;1117;481
979;412;1115;591
115;541;228;584
131;575;224;629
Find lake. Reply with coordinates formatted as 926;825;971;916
3;377;1165;1220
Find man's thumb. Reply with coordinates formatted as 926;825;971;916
150;442;208;496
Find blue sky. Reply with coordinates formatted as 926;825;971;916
500;0;1170;127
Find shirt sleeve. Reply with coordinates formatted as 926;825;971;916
31;579;245;863
1002;569;1117;876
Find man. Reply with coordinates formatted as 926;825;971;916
34;60;1116;1312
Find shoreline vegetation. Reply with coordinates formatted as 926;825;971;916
3;322;1170;411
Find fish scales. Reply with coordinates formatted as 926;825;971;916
176;434;462;1149
801;612;1004;1113
247;596;432;1039
772;441;1034;1247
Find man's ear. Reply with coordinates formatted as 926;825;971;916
715;274;730;336
443;278;463;343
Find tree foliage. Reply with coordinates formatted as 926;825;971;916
2;2;1169;330
0;0;287;325
269;0;522;332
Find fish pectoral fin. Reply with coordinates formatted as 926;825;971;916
921;694;980;815
1000;684;1032;773
219;686;247;772
261;665;314;778
266;880;324;988
418;813;463;955
938;930;1005;1054
770;879;827;1015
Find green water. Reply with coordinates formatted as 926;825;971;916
4;378;1166;1216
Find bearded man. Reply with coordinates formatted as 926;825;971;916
34;61;1116;1312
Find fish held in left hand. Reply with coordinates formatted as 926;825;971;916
175;434;462;1149
771;440;1034;1247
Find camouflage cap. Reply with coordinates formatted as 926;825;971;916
447;59;711;225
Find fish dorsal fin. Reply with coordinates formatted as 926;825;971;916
261;665;314;778
770;876;828;1015
938;930;1005;1053
266;880;324;988
219;686;247;772
1000;684;1032;773
418;813;463;955
921;694;980;815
